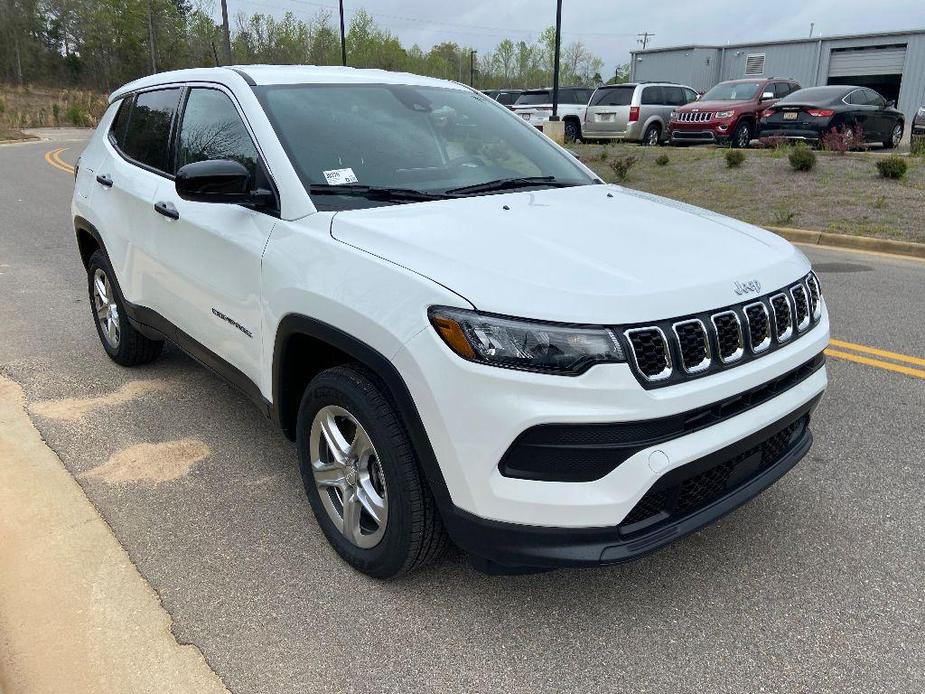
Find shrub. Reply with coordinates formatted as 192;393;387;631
911;137;925;157
873;195;887;210
876;155;907;179
655;154;669;166
772;205;797;226
65;104;88;126
789;144;816;172
599;149;608;161
820;125;864;153
609;155;637;182
52;103;60;123
725;150;745;168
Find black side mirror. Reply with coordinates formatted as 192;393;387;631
176;159;272;206
886;99;896;109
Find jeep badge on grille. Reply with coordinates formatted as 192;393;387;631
733;280;761;296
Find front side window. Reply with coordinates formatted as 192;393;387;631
496;92;519;106
121;88;181;174
701;82;762;101
256;83;593;210
176;88;259;179
662;86;685;106
683;88;699;103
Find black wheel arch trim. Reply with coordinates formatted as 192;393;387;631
272;314;454;510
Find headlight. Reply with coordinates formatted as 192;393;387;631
670;111;679;120
428;306;625;375
715;110;735;119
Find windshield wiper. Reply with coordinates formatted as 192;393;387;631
308;184;450;202
444;176;581;196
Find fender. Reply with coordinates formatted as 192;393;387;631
272;314;453;511
74;215;106;268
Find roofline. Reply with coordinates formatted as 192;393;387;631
631;27;925;56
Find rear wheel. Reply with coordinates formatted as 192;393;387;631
296;364;448;578
883;121;903;149
731;120;752;148
87;250;162;366
642;123;661;146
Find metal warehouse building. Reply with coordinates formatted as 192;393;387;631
630;29;925;139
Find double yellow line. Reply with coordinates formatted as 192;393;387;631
826;339;925;380
44;147;75;175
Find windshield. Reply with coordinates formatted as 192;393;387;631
701;82;762;101
515;91;552;105
256;84;593;209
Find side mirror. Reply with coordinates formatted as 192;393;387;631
761;91;775;101
176;159;263;205
886;99;896;109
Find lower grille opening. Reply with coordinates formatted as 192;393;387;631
619;415;808;532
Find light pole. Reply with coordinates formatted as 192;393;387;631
220;0;232;65
550;0;562;120
339;0;347;66
470;50;477;87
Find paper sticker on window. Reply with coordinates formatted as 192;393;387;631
323;168;358;185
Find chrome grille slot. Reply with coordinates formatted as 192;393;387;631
625;327;672;381
806;273;821;319
672;319;711;374
711;311;744;363
770;293;793;342
743;302;771;353
678;111;712;122
791;284;810;331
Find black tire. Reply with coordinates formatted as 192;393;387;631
563;119;581;143
642;123;661;146
296;364;448;578
883;121;903;149
87;250;163;366
731;120;752;148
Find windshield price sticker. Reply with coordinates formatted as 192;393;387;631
323;168;358;185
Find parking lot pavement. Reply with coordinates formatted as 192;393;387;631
1;131;923;693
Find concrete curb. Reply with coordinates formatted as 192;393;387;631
767;226;925;260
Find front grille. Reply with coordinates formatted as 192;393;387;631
619;273;821;388
743;302;771;353
770;294;793;342
673;320;710;373
677;111;713;122
712;312;743;363
620;415;807;530
625;328;671;380
791;284;810;331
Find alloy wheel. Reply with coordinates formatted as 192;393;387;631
646;126;659;146
309;405;388;549
93;268;120;349
892;124;902;147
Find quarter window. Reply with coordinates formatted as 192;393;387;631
109;97;132;148
176;88;259;179
121;88;181;174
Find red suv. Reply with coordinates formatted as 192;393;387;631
668;78;800;147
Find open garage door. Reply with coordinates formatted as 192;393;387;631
827;45;906;105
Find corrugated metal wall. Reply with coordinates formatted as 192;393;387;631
632;32;925;128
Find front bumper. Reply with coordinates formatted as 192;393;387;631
443;391;820;570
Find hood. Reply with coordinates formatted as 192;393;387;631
329;185;809;324
680;99;753;112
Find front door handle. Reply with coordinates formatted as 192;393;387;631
154;201;179;220
95;174;113;187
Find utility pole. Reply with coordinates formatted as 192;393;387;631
146;0;157;74
220;0;233;65
470;50;477;87
339;0;347;66
809;23;815;38
551;0;562;120
636;32;654;50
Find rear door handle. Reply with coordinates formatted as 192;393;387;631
95;174;113;187
154;201;179;220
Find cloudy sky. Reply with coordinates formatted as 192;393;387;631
227;0;923;75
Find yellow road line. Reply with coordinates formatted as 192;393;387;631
825;348;925;380
43;147;75;174
829;338;925;368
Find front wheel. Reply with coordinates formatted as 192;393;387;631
731;120;752;148
296;364;448;578
883;122;903;149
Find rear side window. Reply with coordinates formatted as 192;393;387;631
515;91;552;105
590;87;634;106
641;86;664;105
575;89;593;103
109;98;132;148
496;92;519;105
121;88;182;174
845;90;867;105
176;88;259;179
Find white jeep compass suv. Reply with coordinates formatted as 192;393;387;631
72;66;829;577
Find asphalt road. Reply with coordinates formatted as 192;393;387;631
2;130;923;694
